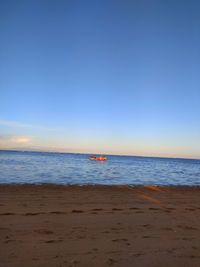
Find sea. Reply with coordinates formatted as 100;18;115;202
0;150;200;185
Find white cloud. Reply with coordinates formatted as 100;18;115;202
10;136;31;144
0;135;32;148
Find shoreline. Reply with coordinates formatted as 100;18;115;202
1;185;200;266
1;184;200;188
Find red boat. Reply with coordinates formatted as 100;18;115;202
89;155;107;161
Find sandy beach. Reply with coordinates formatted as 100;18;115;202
0;185;200;267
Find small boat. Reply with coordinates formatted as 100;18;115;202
89;155;107;161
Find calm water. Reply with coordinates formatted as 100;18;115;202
0;150;200;185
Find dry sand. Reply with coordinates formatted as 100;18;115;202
0;185;200;267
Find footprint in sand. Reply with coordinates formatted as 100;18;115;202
0;227;10;231
135;211;144;213
182;237;194;241
165;207;176;211
189;255;200;258
161;227;174;231
112;238;128;242
34;229;54;234
185;208;196;211
111;227;122;231
71;210;83;213
21;203;28;207
107;258;117;265
44;239;63;243
132;253;143;257
49;211;65;214
32;258;39;261
102;230;110;234
23;212;44;216
0;212;16;216
177;225;198;230
77;235;86;239
106;250;121;255
4;239;21;243
142;224;151;228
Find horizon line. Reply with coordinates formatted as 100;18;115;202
0;148;200;161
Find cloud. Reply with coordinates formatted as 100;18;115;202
0;135;32;148
10;136;31;144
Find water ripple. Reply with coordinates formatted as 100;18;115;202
0;151;200;185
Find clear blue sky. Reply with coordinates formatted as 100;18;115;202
0;0;200;158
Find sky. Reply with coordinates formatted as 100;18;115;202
0;0;200;159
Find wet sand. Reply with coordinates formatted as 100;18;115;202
0;185;200;267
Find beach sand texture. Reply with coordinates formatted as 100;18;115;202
0;185;200;267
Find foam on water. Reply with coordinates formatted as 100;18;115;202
0;150;200;185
